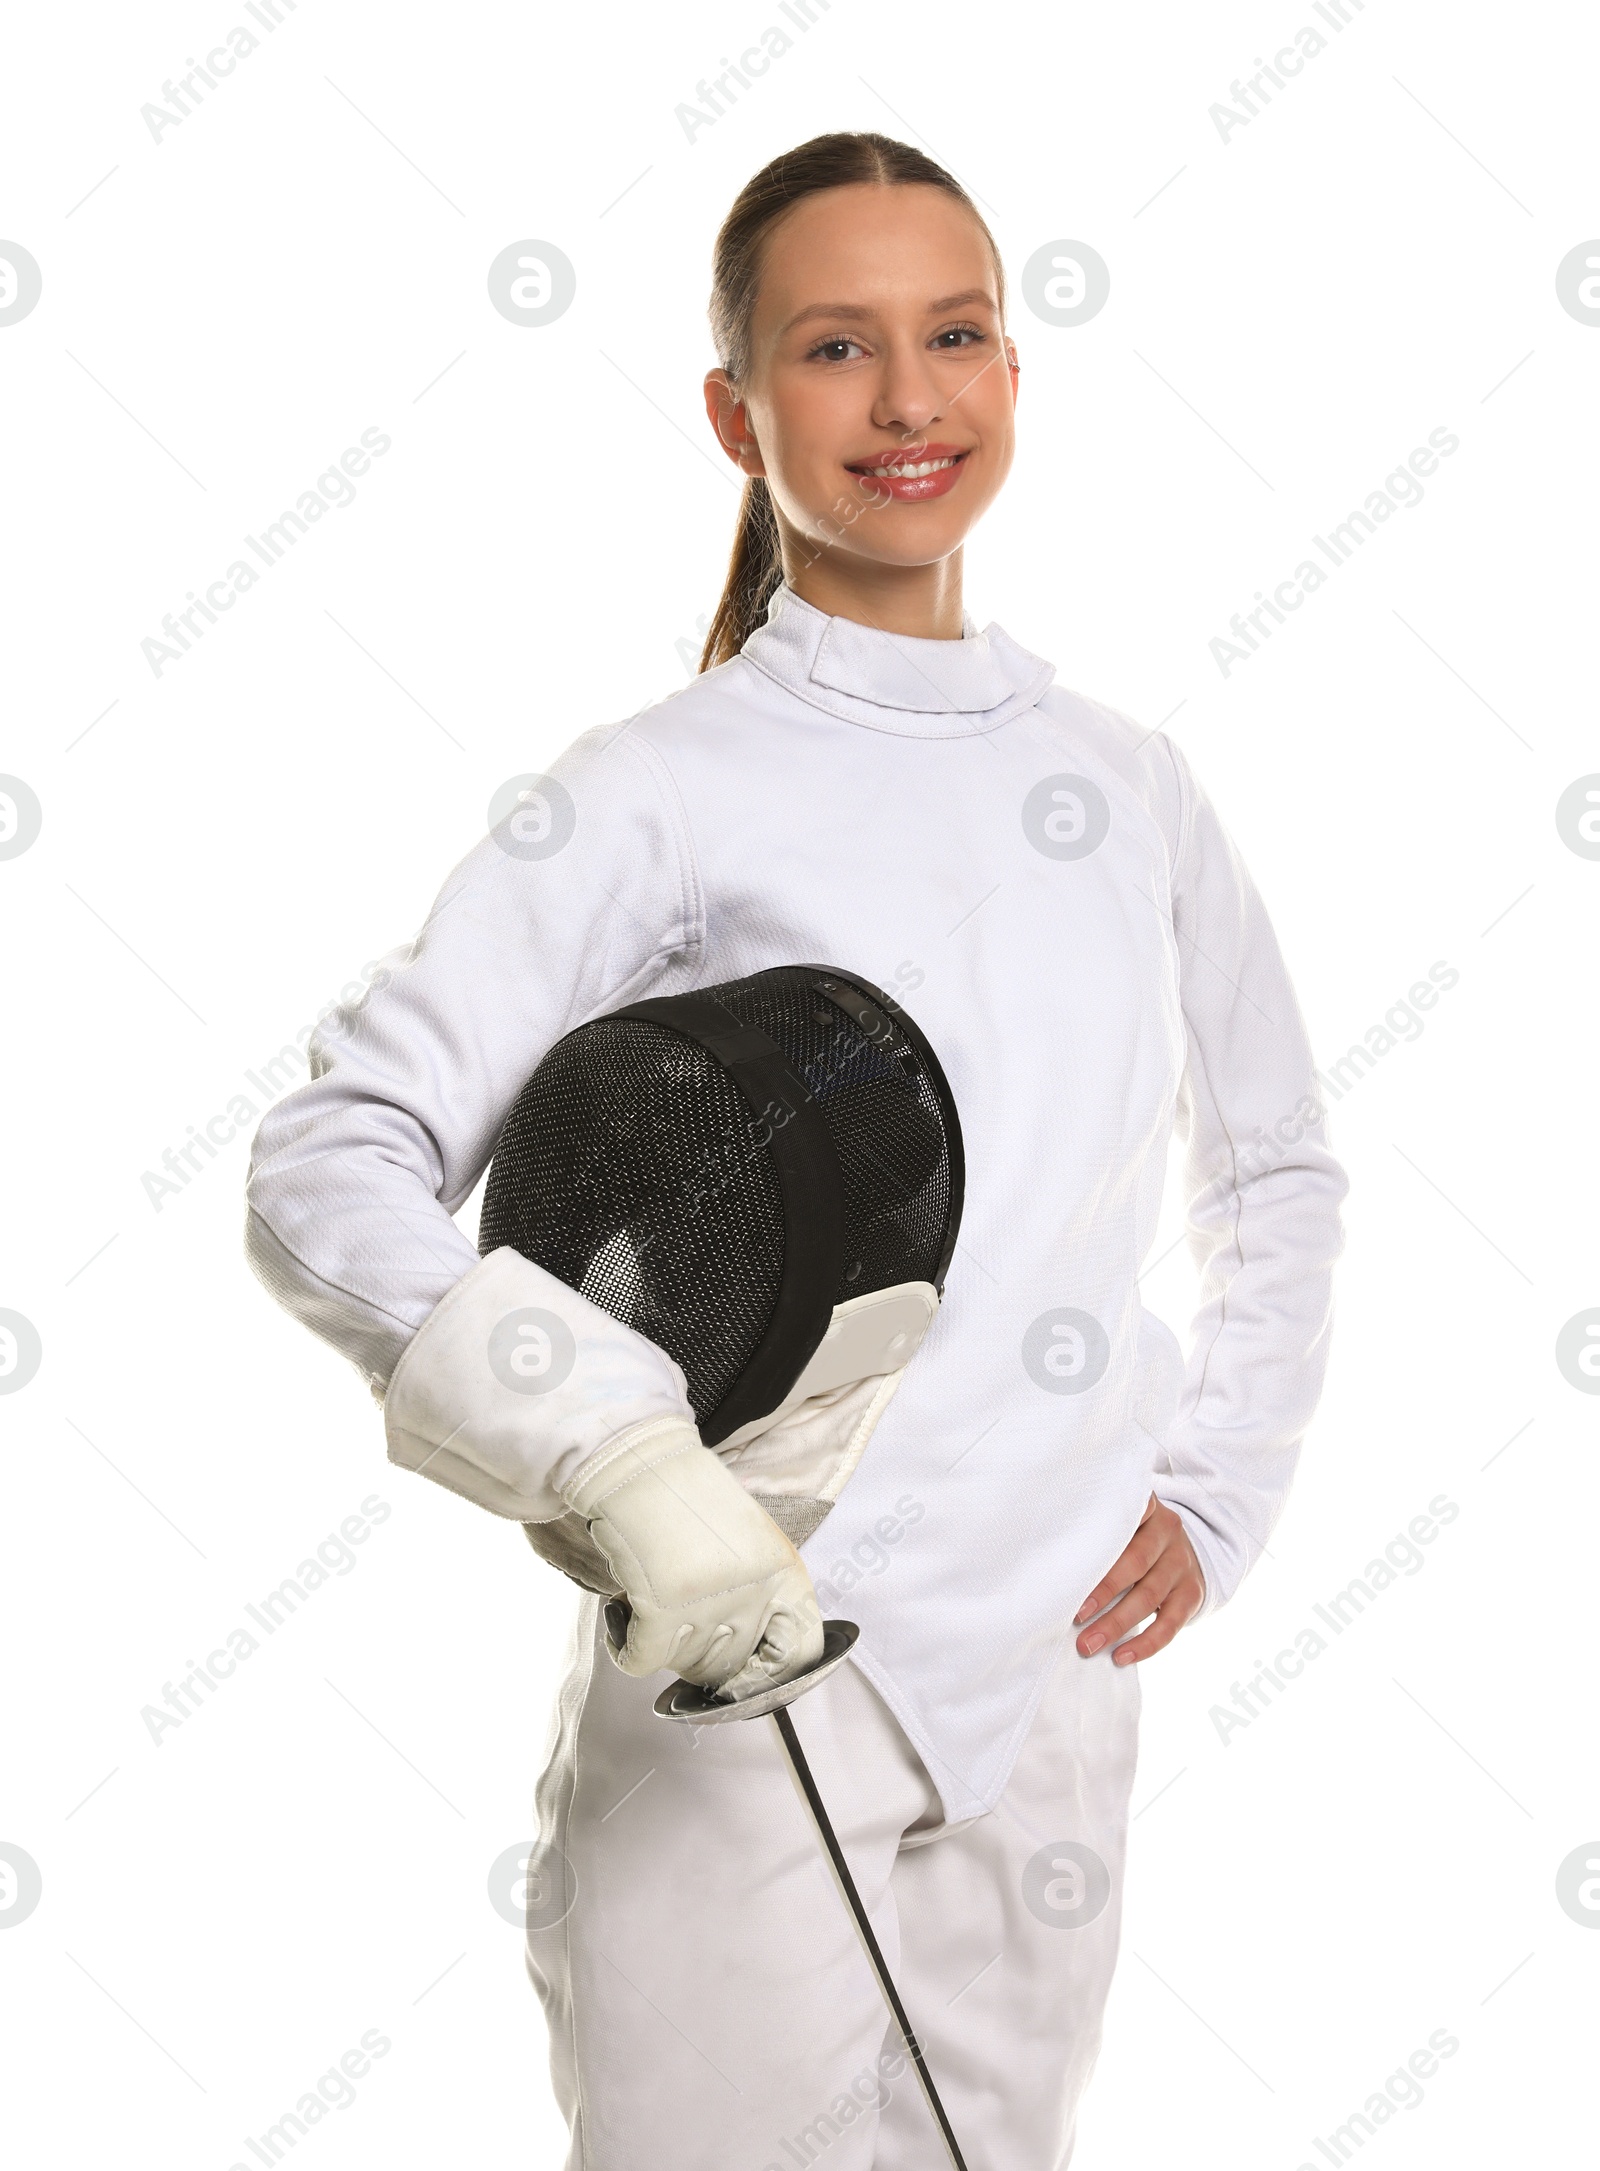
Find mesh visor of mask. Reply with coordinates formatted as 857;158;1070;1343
478;964;964;1448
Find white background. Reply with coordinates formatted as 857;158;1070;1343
2;2;1595;2165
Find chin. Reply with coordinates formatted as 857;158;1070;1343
845;538;969;573
846;513;980;568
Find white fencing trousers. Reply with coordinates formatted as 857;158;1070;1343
527;1595;1142;2170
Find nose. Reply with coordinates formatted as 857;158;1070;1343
869;338;946;439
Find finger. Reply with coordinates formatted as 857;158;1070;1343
1074;1574;1129;1626
718;1647;787;1699
1076;1560;1170;1646
716;1632;789;1696
1073;1524;1169;1624
602;1597;633;1659
1105;1562;1206;1663
1073;1577;1112;1626
617;1609;736;1682
1073;1561;1137;1626
761;1599;825;1681
1076;1559;1181;1655
1078;1592;1157;1657
716;1598;821;1696
1105;1598;1188;1665
610;1613;675;1677
673;1621;758;1689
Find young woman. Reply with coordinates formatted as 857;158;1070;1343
247;132;1347;2170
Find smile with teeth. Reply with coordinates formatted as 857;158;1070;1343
851;454;964;478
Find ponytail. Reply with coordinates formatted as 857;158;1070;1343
702;477;783;672
699;131;1004;673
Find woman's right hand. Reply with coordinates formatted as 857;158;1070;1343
561;1418;824;1696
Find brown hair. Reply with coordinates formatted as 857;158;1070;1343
700;131;1006;671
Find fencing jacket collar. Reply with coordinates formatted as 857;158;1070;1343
740;579;1056;738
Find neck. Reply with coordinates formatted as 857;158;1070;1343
779;538;967;641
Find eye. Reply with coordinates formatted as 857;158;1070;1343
806;334;867;363
931;322;987;350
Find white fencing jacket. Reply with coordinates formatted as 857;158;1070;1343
245;582;1348;1821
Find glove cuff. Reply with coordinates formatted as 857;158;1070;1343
382;1246;693;1521
559;1416;703;1520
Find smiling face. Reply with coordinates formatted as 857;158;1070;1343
704;182;1018;597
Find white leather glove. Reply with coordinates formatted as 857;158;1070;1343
561;1416;824;1696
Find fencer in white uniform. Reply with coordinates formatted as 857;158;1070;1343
245;579;1347;2166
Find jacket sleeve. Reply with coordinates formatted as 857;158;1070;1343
243;722;704;1432
1147;734;1349;1622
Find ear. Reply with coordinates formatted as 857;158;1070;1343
1005;338;1020;400
703;369;767;477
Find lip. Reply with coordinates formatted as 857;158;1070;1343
845;444;971;502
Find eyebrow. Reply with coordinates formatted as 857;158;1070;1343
776;288;997;338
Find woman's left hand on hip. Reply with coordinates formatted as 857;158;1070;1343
1072;1494;1205;1664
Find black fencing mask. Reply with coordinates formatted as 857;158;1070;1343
479;964;964;1460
